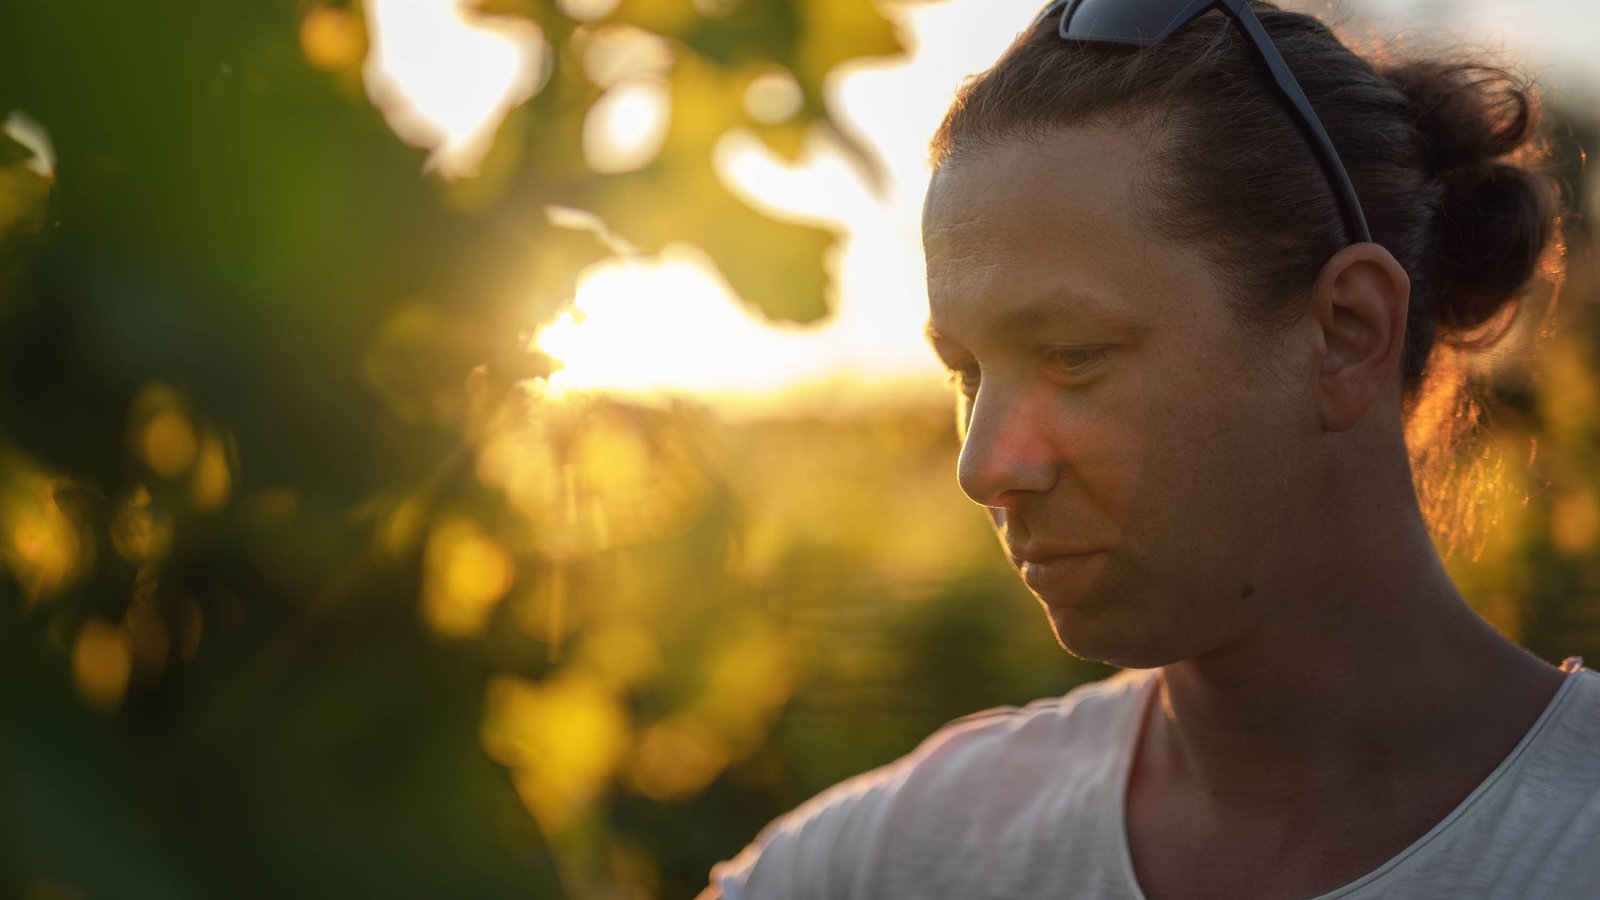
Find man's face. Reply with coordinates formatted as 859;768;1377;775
923;126;1323;668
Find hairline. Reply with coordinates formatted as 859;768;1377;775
929;108;1313;341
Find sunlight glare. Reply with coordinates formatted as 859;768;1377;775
360;0;1584;412
536;245;825;398
534;0;1049;412
364;0;546;178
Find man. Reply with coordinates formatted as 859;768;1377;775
704;3;1600;896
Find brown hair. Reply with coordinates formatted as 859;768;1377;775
930;1;1562;399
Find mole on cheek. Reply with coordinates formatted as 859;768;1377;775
1241;583;1257;600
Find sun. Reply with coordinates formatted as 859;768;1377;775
357;0;1059;408
534;246;825;400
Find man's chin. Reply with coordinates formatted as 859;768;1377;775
1043;604;1184;670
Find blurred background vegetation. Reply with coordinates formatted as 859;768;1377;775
0;1;1596;898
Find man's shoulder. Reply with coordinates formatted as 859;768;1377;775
710;670;1153;898
902;667;1152;778
766;671;1145;824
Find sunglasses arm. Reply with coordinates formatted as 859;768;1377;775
1223;0;1373;243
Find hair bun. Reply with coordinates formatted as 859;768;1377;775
1385;61;1534;174
1382;60;1557;332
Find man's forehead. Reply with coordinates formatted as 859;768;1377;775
922;131;1218;343
924;151;1149;280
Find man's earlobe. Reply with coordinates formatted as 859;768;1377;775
1312;243;1411;433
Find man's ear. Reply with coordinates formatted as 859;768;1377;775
1309;243;1412;433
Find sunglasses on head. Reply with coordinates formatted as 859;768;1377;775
1034;0;1372;245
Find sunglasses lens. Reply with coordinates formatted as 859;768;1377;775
1059;0;1200;44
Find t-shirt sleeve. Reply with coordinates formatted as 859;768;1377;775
703;680;1145;899
707;764;905;900
704;707;1033;900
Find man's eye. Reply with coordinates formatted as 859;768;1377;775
1044;347;1107;379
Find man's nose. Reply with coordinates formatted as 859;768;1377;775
956;383;1058;508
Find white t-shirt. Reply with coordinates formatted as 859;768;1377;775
711;664;1600;899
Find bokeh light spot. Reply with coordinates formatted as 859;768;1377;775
140;411;200;479
0;463;85;606
128;383;201;480
422;517;516;638
583;79;671;174
301;6;368;72
72;618;133;713
630;716;730;801
190;430;232;512
482;674;630;833
744;67;803;124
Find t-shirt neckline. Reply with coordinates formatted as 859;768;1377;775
1107;665;1591;900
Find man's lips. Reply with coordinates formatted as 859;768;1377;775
1010;548;1110;596
1007;547;1104;567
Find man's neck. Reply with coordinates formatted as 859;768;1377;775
1124;448;1565;899
1126;496;1561;896
1153;517;1556;807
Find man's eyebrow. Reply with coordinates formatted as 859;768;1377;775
997;291;1141;333
927;289;1142;345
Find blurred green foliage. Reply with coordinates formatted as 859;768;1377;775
1;2;1598;899
0;1;1088;897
